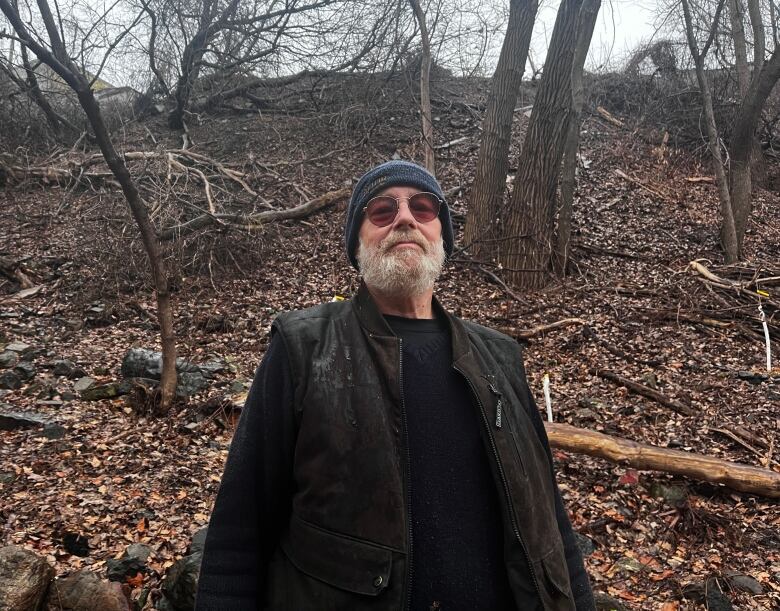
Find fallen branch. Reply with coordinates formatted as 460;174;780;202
596;106;624;127
614;168;670;201
502;318;588;340
593;368;696;416
545;423;780;498
159;187;350;241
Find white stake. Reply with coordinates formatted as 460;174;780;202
543;373;553;423
758;304;772;373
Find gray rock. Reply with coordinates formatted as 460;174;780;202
48;570;131;611
39;423;67;439
73;377;96;392
0;472;14;484
61;391;77;401
13;361;36;381
106;543;152;582
157;551;202;611
81;382;128;401
199;360;229;375
52;359;77;377
229;379;249;394
0;350;19;368
0;371;22;390
615;556;643;573
0;545;54;611
649;481;688;507
0;410;47;430
725;572;763;594
121;348;212;397
4;342;31;354
574;531;596;556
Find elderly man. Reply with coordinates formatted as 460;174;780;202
196;161;595;610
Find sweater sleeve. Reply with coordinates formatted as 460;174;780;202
195;334;296;610
517;359;597;611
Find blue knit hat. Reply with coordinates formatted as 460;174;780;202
345;160;454;269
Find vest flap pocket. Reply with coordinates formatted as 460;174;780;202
281;514;393;596
540;549;572;600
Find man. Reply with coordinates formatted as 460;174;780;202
196;161;595;610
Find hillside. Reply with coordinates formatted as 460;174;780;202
1;73;779;610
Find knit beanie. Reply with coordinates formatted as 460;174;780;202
345;160;454;269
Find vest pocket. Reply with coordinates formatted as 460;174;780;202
279;513;393;596
536;545;574;610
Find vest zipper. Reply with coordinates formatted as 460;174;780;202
398;337;414;611
454;366;542;602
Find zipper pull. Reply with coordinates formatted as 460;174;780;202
488;382;503;429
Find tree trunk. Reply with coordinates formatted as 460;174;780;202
409;0;434;175
554;0;600;275
545;423;780;499
498;0;584;288
0;0;179;412
681;0;739;263
728;47;780;255
463;0;538;259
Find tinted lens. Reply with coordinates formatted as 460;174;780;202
408;193;440;222
365;197;398;227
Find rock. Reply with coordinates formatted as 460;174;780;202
0;545;54;611
0;350;19;368
48;570;131;611
0;409;47;430
73;377;96;392
81;382;128;401
737;370;768;384
93;366;110;376
725;571;763;594
649;481;688;507
574;531;596;556
61;391;77;401
0;472;14;484
52;359;80;377
62;532;90;557
13;361;36;381
199;360;229;375
594;592;628;611
0;371;22;390
4;341;31;354
229;379;249;394
615;556;643;573
38;423;67;440
106;543;152;582
189;528;208;555
157;551;202;611
121;348;212;397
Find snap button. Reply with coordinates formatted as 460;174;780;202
373;575;384;588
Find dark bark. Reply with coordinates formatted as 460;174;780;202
0;0;179;412
463;0;538;259
554;0;600;275
498;0;584;288
409;0;434;174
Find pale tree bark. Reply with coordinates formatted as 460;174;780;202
0;0;179;413
681;0;739;262
498;0;584;288
463;0;539;259
409;0;434;175
554;0;601;275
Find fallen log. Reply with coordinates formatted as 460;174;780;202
545;423;780;499
593;368;696;416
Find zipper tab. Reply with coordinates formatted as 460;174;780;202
487;381;503;429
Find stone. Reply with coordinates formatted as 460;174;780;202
73;377;96;392
81;382;127;401
13;361;36;381
121;348;212;397
48;570;131;611
574;531;596;556
157;551;202;611
4;342;31;353
0;545;54;611
229;379;248;394
61;391;77;401
177;371;209;397
0;472;14;484
615;556;643;573
38;423;67;440
52;359;77;377
725;572;763;594
0;371;22;390
0;350;19;368
106;543;152;582
649;481;688;507
0;410;47;430
737;371;768;384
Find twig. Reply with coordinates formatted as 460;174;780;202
592;368;696;416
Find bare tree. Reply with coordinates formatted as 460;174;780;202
463;0;539;259
409;0;434;173
0;0;179;412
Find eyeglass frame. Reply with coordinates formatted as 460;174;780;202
361;191;444;227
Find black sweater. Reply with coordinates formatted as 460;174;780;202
196;320;595;610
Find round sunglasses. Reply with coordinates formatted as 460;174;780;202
362;192;443;227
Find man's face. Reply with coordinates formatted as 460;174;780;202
356;185;445;297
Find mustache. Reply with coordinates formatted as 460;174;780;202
379;230;429;253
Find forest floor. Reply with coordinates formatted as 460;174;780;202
0;73;779;610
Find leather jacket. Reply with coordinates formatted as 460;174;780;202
263;284;575;610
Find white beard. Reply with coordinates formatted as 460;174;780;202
356;230;445;298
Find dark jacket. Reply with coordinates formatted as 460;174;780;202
197;284;593;610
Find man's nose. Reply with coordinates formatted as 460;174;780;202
391;199;418;228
